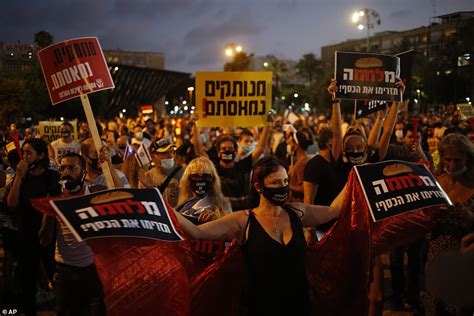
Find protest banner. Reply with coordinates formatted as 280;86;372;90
354;160;452;222
354;99;388;119
195;72;272;127
457;103;473;119
50;188;184;242
335;51;401;102
38;37;115;188
396;50;414;101
38;120;78;143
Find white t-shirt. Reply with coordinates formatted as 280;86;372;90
55;186;94;267
51;138;81;162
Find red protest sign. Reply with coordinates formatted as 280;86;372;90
37;37;114;105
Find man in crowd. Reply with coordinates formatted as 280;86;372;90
50;122;81;163
81;138;129;188
40;152;106;315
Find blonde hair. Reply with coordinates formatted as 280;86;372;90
178;156;231;218
121;155;140;188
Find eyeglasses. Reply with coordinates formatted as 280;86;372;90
59;164;80;172
189;173;213;182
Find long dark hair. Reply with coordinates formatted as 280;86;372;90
22;138;49;169
248;156;286;208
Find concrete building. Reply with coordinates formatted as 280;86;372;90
321;11;474;69
0;42;37;72
103;49;165;70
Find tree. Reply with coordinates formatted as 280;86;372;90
296;53;323;85
34;31;54;48
224;52;253;72
265;56;288;94
389;37;413;55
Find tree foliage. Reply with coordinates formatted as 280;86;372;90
224;52;253;71
296;53;323;85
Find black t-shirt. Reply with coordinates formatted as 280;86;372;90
215;155;253;211
303;155;345;206
17;169;61;243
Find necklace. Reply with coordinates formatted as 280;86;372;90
257;211;282;236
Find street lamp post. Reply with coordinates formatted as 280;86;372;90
224;43;243;58
352;8;381;52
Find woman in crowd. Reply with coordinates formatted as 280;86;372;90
424;133;474;315
175;156;345;316
6;138;61;315
176;156;231;223
288;127;314;202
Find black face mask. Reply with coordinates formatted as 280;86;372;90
87;157;101;172
344;151;367;165
61;131;71;138
220;150;235;162
190;179;212;197
61;173;85;193
28;159;41;170
262;185;289;206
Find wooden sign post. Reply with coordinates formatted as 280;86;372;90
38;37;116;188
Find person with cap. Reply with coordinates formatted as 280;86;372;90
138;138;183;207
131;125;151;148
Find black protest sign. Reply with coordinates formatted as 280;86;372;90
354;160;452;222
396;50;414;100
355;99;388;119
50;188;184;242
335;51;401;102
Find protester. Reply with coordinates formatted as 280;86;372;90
174;156;346;316
288;127;313;202
138;138;183;207
50;121;81;163
423;133;474;315
41;152;106;315
176;156;231;223
6;138;61;315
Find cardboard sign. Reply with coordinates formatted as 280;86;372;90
355;100;388;119
50;188;184;242
457;103;474;119
38;120;78;143
37;37;114;105
354;160;452;222
195;72;272;127
335;51;401;102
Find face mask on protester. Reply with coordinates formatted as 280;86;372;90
344;151;367;165
189;175;212;197
61;131;71;138
262;185;289;206
135;132;143;140
241;143;256;154
61;172;86;193
160;158;175;169
88;157;101;172
220;150;235;162
27;159;41;170
444;166;467;178
395;130;404;139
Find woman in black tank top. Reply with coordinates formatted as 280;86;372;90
175;157;346;315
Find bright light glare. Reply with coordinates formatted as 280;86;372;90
359;10;365;16
293;93;299;98
352;12;360;23
263;62;269;67
358;24;364;30
235;45;242;52
225;48;233;56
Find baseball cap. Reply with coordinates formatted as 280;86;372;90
151;138;176;153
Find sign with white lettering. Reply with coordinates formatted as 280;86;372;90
37;37;114;105
335;51;401;102
354;160;452;222
195;72;272;127
49;189;184;242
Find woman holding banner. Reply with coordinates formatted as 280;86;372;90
175;156;346;315
6;138;61;315
176;156;231;223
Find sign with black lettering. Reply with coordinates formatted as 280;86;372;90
335;51;401;102
50;188;184;242
354;160;452;222
195;72;272;127
37;37;114;105
38;120;78;143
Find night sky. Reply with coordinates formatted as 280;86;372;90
1;0;473;74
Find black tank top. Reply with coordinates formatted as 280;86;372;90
241;207;310;316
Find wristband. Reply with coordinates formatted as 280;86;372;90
332;98;341;104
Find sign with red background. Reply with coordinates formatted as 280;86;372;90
37;37;114;105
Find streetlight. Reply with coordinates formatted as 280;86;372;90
224;43;244;58
351;8;381;52
263;62;269;67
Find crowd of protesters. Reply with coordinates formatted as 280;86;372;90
0;79;473;315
